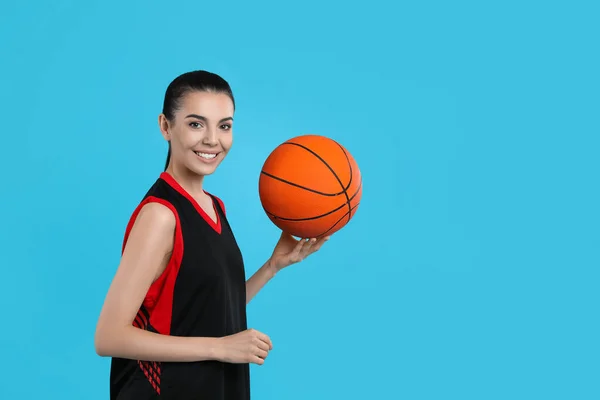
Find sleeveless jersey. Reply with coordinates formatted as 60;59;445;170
109;172;250;400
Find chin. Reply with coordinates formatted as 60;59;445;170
186;153;225;177
196;166;218;176
183;163;216;177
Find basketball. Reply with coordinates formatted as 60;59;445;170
258;134;362;238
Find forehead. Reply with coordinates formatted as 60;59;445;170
178;91;234;117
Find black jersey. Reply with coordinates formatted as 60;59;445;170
109;172;250;400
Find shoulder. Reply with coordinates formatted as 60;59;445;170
122;198;178;255
136;199;177;230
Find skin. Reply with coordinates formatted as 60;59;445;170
94;90;330;366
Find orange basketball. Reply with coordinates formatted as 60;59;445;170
258;134;362;238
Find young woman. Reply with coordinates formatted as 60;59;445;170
94;70;329;399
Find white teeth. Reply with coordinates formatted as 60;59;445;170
195;152;217;159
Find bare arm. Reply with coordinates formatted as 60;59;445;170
245;260;278;304
94;202;218;362
95;202;273;364
245;233;329;304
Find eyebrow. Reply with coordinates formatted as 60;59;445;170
185;114;233;123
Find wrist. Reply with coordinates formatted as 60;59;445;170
196;336;222;361
265;258;280;277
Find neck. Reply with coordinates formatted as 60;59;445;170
166;162;206;198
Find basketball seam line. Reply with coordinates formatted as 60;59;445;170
281;141;354;193
281;141;352;222
316;201;361;238
264;178;362;221
260;142;354;197
334;143;356;224
260;171;344;197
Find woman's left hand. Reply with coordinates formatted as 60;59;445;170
268;231;331;272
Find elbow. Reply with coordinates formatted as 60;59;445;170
94;325;116;357
95;323;134;357
95;342;109;358
94;330;109;357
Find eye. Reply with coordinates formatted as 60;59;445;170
189;122;203;129
220;124;232;131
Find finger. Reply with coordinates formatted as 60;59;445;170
301;238;317;256
252;356;265;365
311;236;330;252
256;331;273;349
256;340;270;352
288;238;307;262
292;238;307;256
256;348;269;360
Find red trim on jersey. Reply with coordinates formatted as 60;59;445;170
122;196;184;336
129;303;162;394
138;360;161;394
159;172;222;234
213;194;226;216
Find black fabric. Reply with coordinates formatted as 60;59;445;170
109;174;250;400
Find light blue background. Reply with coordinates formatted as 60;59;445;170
1;0;598;399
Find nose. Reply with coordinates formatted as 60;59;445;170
202;127;218;146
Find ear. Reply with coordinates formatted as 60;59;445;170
158;114;171;141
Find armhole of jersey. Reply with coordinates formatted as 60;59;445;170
122;196;184;335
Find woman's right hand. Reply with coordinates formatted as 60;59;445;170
216;328;273;365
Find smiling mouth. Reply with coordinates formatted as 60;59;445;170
194;151;219;160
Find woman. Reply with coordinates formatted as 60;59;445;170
94;70;329;399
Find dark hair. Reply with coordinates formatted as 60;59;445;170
162;70;235;170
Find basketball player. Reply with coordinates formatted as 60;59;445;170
94;70;330;399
